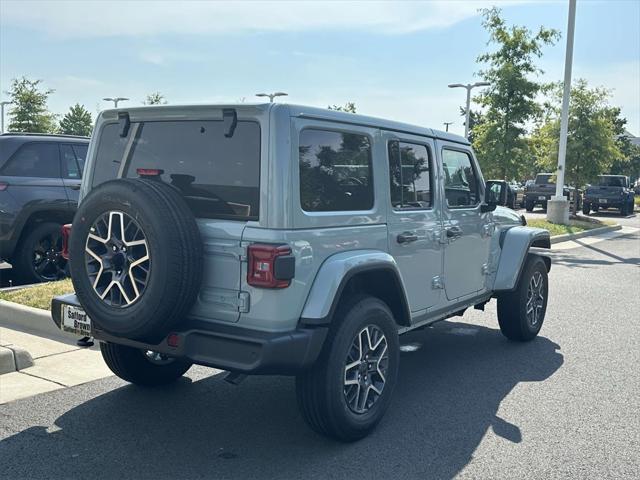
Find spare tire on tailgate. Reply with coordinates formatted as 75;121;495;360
69;178;203;341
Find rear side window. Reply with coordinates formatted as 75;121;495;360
299;129;373;212
93;120;261;220
72;144;88;174
60;145;81;179
1;143;60;178
388;141;432;209
442;149;479;208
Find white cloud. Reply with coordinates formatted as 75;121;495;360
1;0;525;37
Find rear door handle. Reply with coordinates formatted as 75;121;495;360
397;231;419;244
69;185;81;190
446;226;463;240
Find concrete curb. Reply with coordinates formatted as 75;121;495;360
0;300;74;343
550;224;622;244
0;345;34;374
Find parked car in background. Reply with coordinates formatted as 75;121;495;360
486;180;524;209
523;173;581;212
583;175;635;216
0;133;89;283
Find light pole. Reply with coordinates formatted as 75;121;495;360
255;92;288;103
103;97;129;108
443;122;453;132
448;82;490;138
548;0;577;225
0;101;12;134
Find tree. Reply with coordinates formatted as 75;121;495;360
532;79;623;211
59;104;93;136
5;77;57;133
328;102;357;113
144;92;167;105
472;8;559;180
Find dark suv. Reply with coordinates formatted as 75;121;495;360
0;133;89;283
583;175;635;216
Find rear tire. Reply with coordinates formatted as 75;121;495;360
525;200;534;212
100;342;192;386
497;255;548;342
295;295;399;442
12;222;67;284
582;203;590;215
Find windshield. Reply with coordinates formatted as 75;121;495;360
535;174;556;185
92;120;261;220
597;176;625;187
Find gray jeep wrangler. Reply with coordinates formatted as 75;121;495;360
51;104;551;441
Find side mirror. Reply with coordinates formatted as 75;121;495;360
482;182;499;213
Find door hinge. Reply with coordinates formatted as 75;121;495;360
481;263;492;275
482;223;495;237
237;291;250;313
432;276;444;289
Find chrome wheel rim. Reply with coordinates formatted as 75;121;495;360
85;211;150;307
343;325;389;414
526;271;545;328
144;350;175;365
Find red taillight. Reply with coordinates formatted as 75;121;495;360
0;182;8;191
61;224;72;260
136;168;164;177
247;244;294;289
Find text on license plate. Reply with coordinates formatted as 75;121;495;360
61;305;91;336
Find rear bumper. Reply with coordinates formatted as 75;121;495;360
51;294;328;375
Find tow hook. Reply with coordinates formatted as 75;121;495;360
224;371;248;385
76;336;94;348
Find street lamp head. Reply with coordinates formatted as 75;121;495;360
448;84;465;89
473;82;491;88
272;92;288;97
255;93;268;98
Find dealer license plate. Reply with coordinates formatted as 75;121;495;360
61;305;92;336
538;196;546;200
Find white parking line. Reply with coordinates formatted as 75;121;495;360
552;226;639;250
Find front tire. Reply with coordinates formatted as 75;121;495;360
296;295;399;442
525;200;534;212
100;342;192;386
582;203;590;215
497;255;548;342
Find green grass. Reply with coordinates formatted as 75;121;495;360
0;278;74;310
635;196;640;207
527;218;607;237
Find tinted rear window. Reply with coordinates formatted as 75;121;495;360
92;120;261;220
1;142;60;178
299;129;373;212
535;174;555;184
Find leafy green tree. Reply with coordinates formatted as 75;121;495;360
472;7;559;180
328;102;356;113
532;79;623;209
59;104;93;136
144;92;167;105
5;77;57;133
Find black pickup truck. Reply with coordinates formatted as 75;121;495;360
583;175;635;216
524;173;581;212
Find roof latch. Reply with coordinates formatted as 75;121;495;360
223;108;237;138
118;112;130;138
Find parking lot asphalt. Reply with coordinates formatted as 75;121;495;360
1;214;639;480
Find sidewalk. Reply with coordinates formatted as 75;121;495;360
0;327;112;404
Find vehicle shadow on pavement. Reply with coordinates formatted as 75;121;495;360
0;321;563;480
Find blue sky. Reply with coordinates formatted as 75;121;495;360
1;0;638;136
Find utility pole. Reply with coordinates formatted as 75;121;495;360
443;122;453;132
448;82;490;138
547;0;576;225
103;97;129;108
0;101;12;134
255;92;288;103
